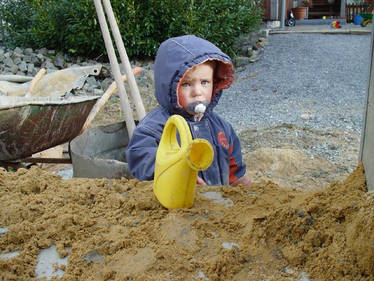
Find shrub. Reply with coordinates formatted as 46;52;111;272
0;0;263;59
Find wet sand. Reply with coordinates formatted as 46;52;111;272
0;163;373;280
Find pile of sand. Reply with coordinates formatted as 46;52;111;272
0;164;373;280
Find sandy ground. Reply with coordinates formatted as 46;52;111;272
0;101;373;280
1;71;372;280
0;163;373;281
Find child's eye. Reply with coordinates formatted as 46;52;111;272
181;82;190;87
201;80;210;85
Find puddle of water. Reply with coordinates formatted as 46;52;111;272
0;250;20;260
54;167;73;179
0;227;8;235
35;245;70;280
0;227;19;260
284;267;311;281
201;191;233;207
300;271;311;281
221;242;239;250
197;270;210;280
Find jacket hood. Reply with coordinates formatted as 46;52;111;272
154;35;234;119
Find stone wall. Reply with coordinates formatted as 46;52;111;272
0;28;268;111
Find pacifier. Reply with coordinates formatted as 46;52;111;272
186;101;209;121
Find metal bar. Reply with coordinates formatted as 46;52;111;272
93;0;136;137
359;21;374;191
280;0;286;29
21;157;72;164
102;0;146;121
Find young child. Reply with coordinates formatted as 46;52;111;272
125;35;251;187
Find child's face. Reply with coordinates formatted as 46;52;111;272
178;62;214;115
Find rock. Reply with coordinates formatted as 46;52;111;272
27;63;35;75
13;47;23;55
4;57;14;67
13;57;22;65
23;55;32;63
19;61;27;72
81;250;104;264
37;47;48;55
232;29;269;66
44;61;57;71
234;56;252;67
248;49;263;63
24;48;33;55
53;54;65;68
10;64;18;74
36;53;45;61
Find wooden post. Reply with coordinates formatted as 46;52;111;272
93;0;136;137
359;23;374;191
102;0;146;121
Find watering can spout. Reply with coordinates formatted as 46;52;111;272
153;115;214;209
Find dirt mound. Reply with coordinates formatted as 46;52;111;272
240;124;360;190
0;164;373;280
245;147;342;190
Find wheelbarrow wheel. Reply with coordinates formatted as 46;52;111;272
285;18;296;27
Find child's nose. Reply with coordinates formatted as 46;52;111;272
193;85;204;97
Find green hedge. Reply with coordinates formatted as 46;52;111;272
0;0;263;59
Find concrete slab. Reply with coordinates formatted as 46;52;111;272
269;22;372;35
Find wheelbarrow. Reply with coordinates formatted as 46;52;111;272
0;65;104;168
0;95;99;163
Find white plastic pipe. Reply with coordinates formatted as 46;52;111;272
93;0;135;137
102;0;146;120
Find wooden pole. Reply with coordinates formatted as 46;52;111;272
93;0;136;137
102;0;146;120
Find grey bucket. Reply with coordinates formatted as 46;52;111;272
69;121;133;179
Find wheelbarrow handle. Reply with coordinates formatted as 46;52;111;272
25;68;46;97
102;0;146;120
80;66;142;134
94;0;136;137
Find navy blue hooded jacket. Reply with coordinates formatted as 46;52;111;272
125;35;246;185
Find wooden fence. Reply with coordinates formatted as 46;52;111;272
346;3;371;22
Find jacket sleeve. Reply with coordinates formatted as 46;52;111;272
227;124;247;184
125;123;162;181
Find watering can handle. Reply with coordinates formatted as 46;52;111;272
163;115;193;150
158;115;213;171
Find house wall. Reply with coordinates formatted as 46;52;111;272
263;0;296;20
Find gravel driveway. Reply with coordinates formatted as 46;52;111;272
216;33;372;135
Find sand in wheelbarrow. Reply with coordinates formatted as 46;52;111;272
0;163;373;281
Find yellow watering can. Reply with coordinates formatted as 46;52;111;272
153;115;214;209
